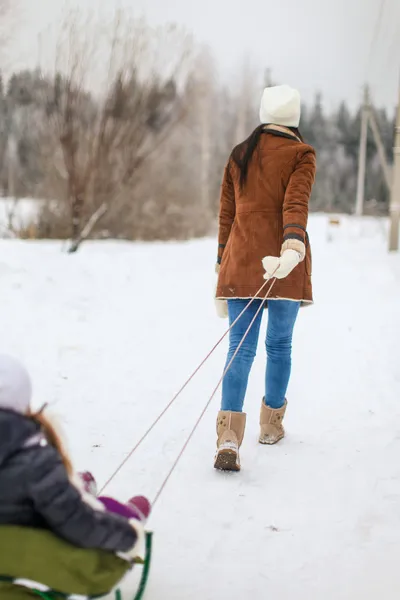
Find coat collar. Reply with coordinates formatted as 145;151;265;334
263;124;302;143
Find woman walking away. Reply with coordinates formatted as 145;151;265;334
214;85;316;472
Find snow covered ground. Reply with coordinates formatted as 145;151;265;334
0;197;40;234
1;214;400;600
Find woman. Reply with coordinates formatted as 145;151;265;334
214;84;316;472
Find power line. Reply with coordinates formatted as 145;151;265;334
384;20;400;74
366;0;388;81
363;0;399;111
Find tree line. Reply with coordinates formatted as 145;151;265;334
0;12;395;249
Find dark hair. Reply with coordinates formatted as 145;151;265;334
231;125;304;189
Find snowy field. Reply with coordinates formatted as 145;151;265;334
0;197;39;235
1;214;400;600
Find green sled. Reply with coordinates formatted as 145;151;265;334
0;526;153;600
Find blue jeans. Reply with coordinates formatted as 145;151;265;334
221;299;300;412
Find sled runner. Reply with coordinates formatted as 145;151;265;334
0;527;153;600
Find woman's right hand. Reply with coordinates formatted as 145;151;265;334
262;249;301;280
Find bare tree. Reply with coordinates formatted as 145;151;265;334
44;10;190;252
234;58;260;145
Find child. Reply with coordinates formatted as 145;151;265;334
0;353;151;591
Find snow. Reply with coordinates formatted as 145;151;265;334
0;197;40;234
1;214;400;600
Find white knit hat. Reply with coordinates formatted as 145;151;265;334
0;354;32;414
259;85;301;127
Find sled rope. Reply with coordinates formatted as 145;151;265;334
152;280;274;505
7;279;276;600
100;275;277;498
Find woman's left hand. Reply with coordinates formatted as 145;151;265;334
215;298;229;318
214;263;228;318
262;249;301;280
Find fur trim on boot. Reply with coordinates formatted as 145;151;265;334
259;399;287;445
214;410;246;471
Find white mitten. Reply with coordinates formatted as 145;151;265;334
262;249;301;280
125;519;145;560
215;297;228;318
214;264;228;319
214;282;228;318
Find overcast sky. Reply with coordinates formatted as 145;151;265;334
8;0;400;112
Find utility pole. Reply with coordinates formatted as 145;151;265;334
355;85;370;216
388;85;400;251
368;106;392;190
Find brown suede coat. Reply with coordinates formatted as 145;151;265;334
216;127;317;304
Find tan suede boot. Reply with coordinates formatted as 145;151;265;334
214;411;246;472
259;399;287;445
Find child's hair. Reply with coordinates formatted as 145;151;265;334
28;406;73;477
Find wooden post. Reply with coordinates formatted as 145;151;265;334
388;85;400;251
